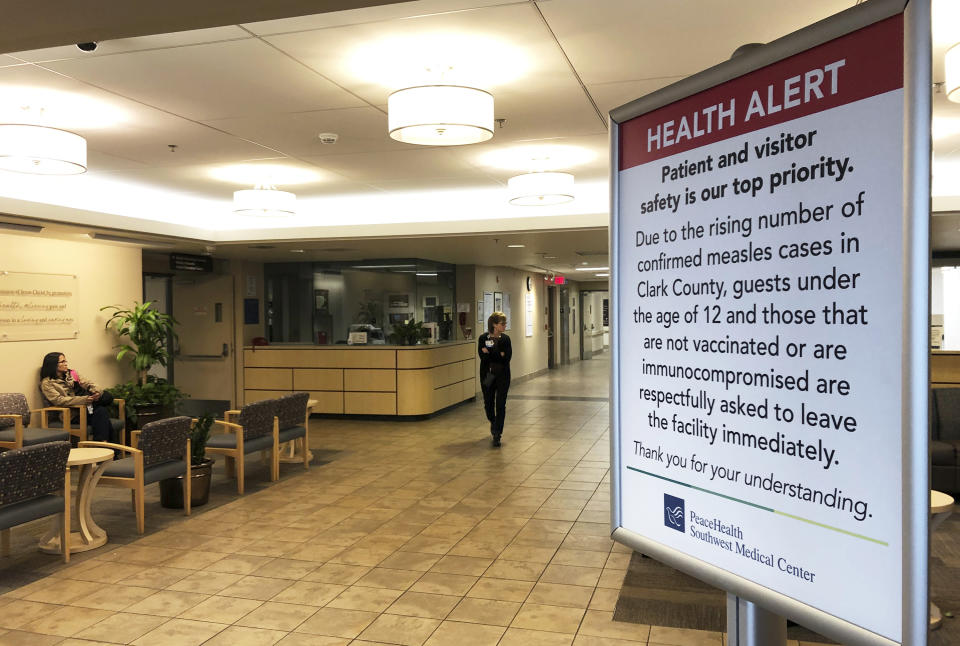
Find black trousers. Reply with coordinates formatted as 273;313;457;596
71;390;117;443
482;373;510;436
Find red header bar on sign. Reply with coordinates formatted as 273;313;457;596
619;14;903;171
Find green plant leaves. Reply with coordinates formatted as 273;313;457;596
101;301;180;386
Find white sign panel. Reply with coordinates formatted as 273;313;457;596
525;292;534;337
0;271;79;341
613;14;914;644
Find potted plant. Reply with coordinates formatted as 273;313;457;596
159;413;216;509
101;301;186;428
107;377;187;429
387;319;431;345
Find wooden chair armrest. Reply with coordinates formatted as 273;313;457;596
130;430;140;450
30;407;70;429
212;419;242;434
0;414;23;434
224;410;241;422
78;441;141;456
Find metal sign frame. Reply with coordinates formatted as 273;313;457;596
608;1;929;644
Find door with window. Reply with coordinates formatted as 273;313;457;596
172;274;235;405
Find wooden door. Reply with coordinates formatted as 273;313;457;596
172;274;235;404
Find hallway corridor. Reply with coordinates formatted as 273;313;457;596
0;355;826;646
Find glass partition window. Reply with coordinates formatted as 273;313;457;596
265;259;455;345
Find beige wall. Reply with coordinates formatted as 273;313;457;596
0;232;142;407
475;265;548;382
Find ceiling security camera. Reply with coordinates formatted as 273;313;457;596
76;42;98;52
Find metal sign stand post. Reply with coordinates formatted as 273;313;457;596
727;595;787;646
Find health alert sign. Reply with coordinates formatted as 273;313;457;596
610;9;926;645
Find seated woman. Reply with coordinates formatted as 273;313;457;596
40;352;118;443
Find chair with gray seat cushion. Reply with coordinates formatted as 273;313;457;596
0;441;71;562
276;392;310;471
80;416;191;533
207;399;278;494
0;393;71;450
931;388;960;494
39;387;126;446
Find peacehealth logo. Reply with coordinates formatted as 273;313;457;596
664;493;685;532
660;494;817;584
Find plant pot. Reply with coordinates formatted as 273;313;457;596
133;401;167;429
159;459;214;509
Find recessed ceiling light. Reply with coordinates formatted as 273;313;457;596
290;249;305;253
507;244;525;248
595;273;609;277
543;255;558;260
416;272;438;276
575;266;609;271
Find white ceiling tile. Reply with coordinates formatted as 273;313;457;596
264;3;574;101
540;0;854;85
306;148;490;182
0;0;953;246
587;78;685;117
42;39;367;121
202;106;399;157
364;176;504;192
244;0;516;35
0;55;29;68
6;26;251;63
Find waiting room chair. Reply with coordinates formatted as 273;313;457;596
39;389;126;446
276;392;310;471
0;393;71;450
931;388;960;494
0;441;71;563
80;416;192;534
208;399;278;494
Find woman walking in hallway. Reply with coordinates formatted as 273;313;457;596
478;311;512;447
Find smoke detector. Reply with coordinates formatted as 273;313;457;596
317;132;339;144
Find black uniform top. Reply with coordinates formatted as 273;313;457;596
478;332;512;378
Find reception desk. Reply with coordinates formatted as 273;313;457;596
242;342;477;416
932;351;960;388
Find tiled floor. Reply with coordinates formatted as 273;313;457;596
1;353;828;646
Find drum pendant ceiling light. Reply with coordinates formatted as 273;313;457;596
0;124;87;174
947;43;960;102
508;171;575;206
388;85;494;146
233;184;297;216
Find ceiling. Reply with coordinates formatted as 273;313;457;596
1;0;959;274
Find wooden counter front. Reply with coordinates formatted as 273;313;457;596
243;343;477;415
932;351;960;388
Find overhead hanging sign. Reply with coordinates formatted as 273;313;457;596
610;3;927;645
